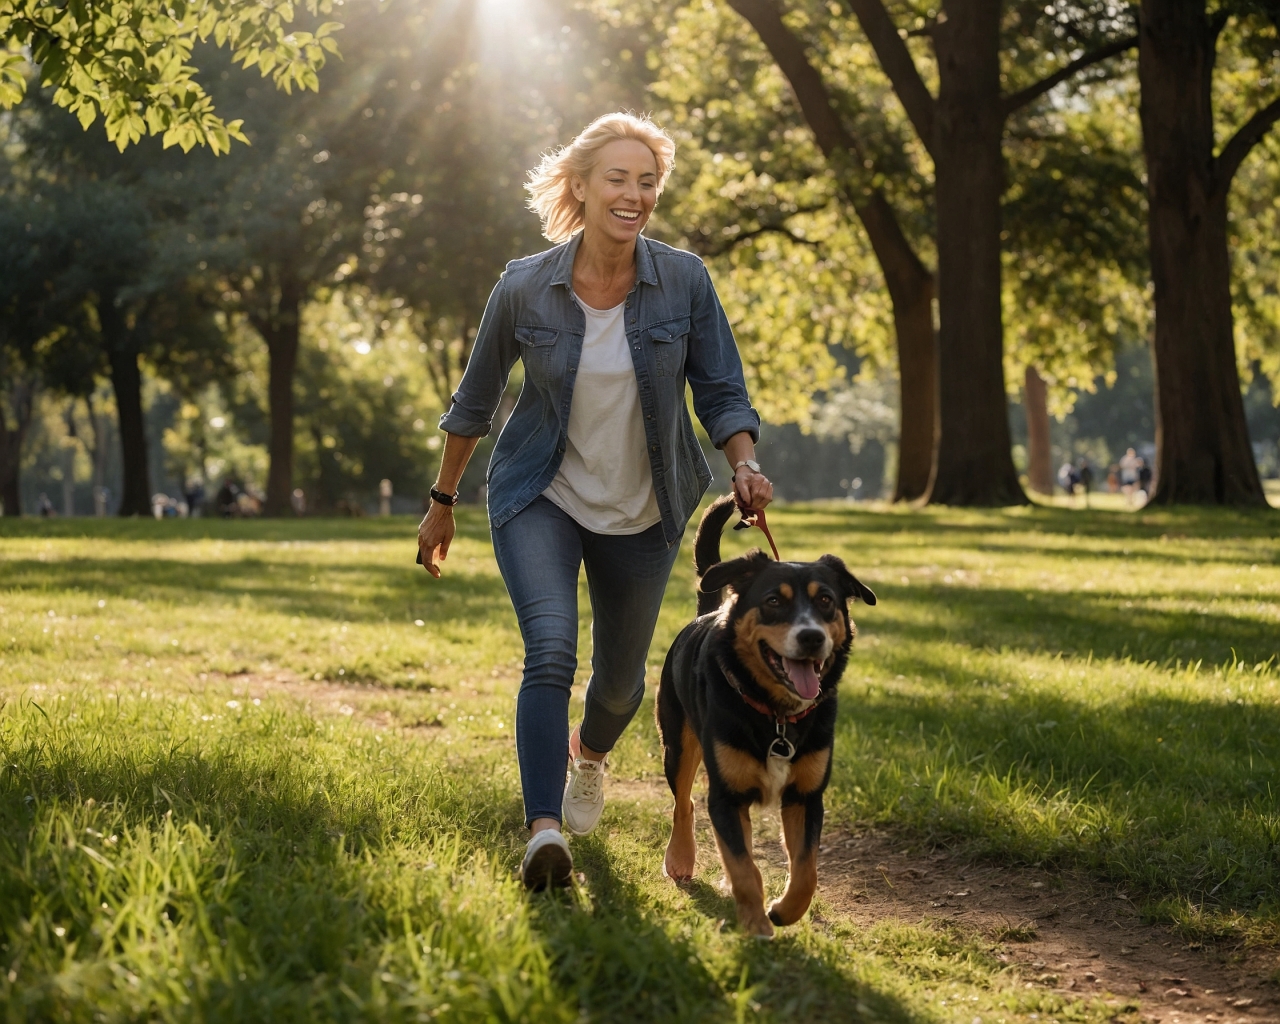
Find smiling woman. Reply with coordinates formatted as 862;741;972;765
416;111;774;892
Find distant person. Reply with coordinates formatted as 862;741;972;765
1077;459;1094;507
1057;461;1080;495
215;479;239;518
184;480;205;517
1138;458;1153;496
1119;447;1140;493
291;488;307;516
416;112;770;891
38;493;55;517
1107;464;1120;493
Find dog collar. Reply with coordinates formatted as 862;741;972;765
713;654;828;725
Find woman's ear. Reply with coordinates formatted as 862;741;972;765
570;173;585;203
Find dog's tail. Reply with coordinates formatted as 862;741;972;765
694;494;738;615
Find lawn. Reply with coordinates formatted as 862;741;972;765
0;502;1277;1023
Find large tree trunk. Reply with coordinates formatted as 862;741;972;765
926;0;1026;506
1137;0;1266;505
725;0;938;502
1023;366;1054;495
102;304;152;517
0;372;37;516
262;274;302;517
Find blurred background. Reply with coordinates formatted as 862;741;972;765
3;0;1279;516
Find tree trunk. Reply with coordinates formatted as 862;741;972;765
104;324;152;517
926;0;1026;506
1023;366;1054;495
724;0;938;502
1138;0;1266;505
857;197;938;503
0;372;36;516
263;274;302;517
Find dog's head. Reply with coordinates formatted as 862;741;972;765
700;551;876;709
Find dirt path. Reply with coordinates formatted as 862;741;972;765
221;677;1280;1023
612;778;1278;1024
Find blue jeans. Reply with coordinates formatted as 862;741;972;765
491;496;682;827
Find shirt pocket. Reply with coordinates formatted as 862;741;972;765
647;317;689;379
516;325;560;388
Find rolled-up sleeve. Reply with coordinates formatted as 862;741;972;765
438;274;518;437
685;263;760;448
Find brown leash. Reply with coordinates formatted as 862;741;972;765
732;502;781;561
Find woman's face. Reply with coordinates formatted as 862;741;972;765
573;139;659;246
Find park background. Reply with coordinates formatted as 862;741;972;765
2;0;1280;1022
3;0;1280;514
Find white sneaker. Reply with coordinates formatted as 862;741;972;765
562;755;607;836
520;829;573;891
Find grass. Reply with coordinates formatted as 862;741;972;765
0;501;1277;1022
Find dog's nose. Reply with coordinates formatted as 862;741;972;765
795;628;827;654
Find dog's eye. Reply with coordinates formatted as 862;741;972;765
817;593;832;607
765;595;781;607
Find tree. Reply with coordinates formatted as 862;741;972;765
654;0;1147;502
0;0;339;151
1136;2;1278;504
680;0;939;501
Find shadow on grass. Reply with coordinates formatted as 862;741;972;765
536;831;914;1023
829;665;1280;912
0;555;513;625
864;583;1279;667
0;725;538;1022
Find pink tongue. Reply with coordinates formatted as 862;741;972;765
784;658;822;700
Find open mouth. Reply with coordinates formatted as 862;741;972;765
610;208;641;223
759;642;824;701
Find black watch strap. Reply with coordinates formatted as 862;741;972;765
429;486;459;506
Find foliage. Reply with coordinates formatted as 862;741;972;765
0;504;1278;1018
0;0;340;151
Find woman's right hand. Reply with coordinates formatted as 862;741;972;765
417;502;456;578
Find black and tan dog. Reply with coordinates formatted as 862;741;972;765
656;494;876;937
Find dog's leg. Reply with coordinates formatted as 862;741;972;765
662;721;702;881
767;791;824;926
708;793;772;938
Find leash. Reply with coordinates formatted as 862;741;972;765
732;502;781;561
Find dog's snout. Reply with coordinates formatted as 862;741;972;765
795;628;827;654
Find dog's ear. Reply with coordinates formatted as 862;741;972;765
699;549;771;596
818;554;877;605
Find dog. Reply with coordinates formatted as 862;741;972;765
655;494;876;937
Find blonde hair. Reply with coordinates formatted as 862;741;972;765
526;112;676;243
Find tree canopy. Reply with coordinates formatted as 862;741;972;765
0;0;340;150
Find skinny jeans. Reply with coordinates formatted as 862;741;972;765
491;496;681;826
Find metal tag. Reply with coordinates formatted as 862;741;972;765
768;736;796;762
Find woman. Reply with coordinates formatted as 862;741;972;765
417;112;774;889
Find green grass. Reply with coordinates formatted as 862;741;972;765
0;502;1277;1022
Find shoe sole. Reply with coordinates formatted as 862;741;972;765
522;841;573;891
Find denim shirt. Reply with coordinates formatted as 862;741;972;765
439;232;760;545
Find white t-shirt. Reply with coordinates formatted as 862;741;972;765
542;297;661;534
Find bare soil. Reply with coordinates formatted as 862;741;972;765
215;677;1280;1023
614;777;1280;1024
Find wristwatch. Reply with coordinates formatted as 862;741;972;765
732;459;761;478
429;486;459;506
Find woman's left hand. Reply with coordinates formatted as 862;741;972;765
733;467;774;511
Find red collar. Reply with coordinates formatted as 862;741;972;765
715;654;827;724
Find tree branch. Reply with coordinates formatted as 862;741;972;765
1001;34;1137;116
695;223;825;258
842;0;936;153
1216;94;1280;192
727;0;869;165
